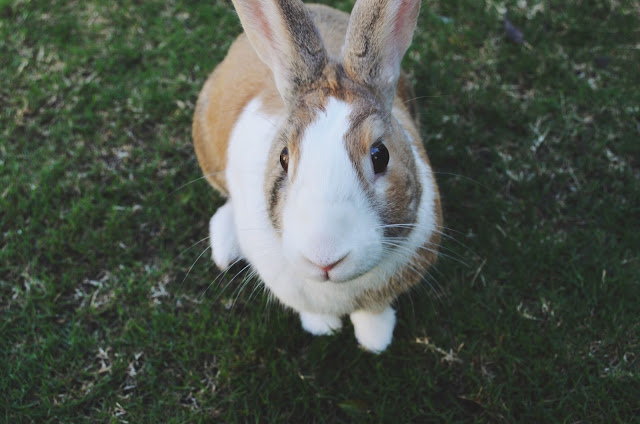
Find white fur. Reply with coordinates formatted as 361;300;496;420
350;306;396;353
225;97;284;278
299;312;342;335
282;99;382;284
223;97;437;352
210;202;241;270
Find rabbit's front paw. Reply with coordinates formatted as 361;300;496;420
209;202;241;270
300;312;342;336
350;307;396;353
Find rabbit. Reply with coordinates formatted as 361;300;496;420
192;0;442;353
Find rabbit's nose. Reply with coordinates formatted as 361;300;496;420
319;256;347;273
305;254;349;276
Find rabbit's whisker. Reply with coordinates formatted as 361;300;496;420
178;245;211;294
167;172;226;197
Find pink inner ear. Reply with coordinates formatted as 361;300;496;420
393;0;417;43
388;0;418;65
251;2;275;46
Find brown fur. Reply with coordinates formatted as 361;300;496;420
351;99;443;310
342;0;421;109
192;33;282;196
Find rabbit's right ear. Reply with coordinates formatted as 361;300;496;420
342;0;421;112
231;0;327;108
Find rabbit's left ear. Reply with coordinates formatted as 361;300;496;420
231;0;327;108
342;0;421;111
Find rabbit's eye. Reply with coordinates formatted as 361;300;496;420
370;141;389;174
280;147;289;173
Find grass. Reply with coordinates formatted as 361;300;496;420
1;0;639;422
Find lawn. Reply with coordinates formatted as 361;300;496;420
1;0;639;422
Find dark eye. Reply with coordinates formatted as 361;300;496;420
280;147;289;173
370;141;389;174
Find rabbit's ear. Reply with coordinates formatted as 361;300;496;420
231;0;327;108
342;0;420;111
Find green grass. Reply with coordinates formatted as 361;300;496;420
1;0;639;422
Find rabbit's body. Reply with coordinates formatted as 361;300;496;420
193;1;442;352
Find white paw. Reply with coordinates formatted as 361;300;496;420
209;202;241;270
350;306;396;353
300;312;342;336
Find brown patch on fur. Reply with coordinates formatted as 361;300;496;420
380;121;421;238
349;80;443;311
193;33;285;196
353;158;443;309
342;112;381;191
396;72;420;128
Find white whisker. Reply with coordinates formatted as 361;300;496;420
379;244;444;303
206;262;254;303
165;172;226;198
433;171;493;192
177;245;211;295
197;256;246;301
381;237;469;267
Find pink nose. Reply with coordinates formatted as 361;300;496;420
308;255;348;274
320;259;342;273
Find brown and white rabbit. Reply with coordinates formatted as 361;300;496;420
192;0;442;352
